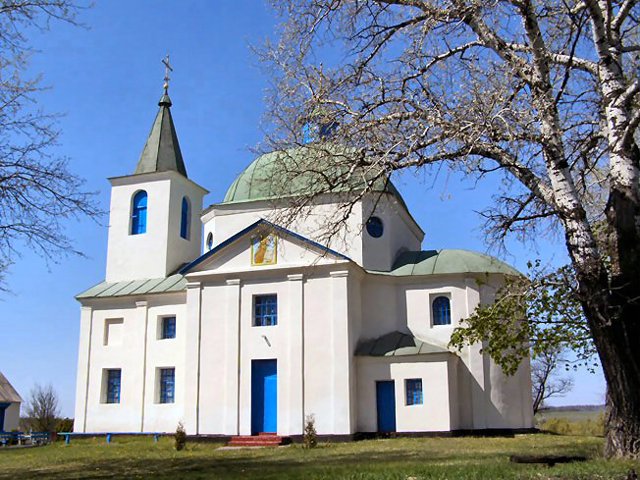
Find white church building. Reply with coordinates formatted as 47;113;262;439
73;86;533;440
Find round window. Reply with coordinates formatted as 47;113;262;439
366;216;384;238
206;232;214;251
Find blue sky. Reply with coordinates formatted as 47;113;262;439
1;0;604;418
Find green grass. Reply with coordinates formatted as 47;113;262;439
0;434;637;479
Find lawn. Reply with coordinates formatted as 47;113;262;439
0;434;637;479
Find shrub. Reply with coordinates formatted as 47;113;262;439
303;414;318;449
174;422;187;451
56;418;74;433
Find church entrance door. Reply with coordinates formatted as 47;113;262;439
251;359;277;434
376;381;396;433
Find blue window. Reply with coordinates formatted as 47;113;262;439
432;296;451;326
206;232;214;251
405;378;423;405
302;122;317;144
254;295;277;326
131;191;148;235
159;368;175;404
366;216;384;238
106;369;121;404
161;316;176;339
180;197;190;239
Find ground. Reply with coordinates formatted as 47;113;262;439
0;434;638;479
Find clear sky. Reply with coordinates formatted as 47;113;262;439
1;0;605;418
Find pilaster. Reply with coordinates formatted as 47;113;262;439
285;273;304;435
223;278;242;435
330;270;353;434
184;282;202;434
74;306;93;432
135;300;149;432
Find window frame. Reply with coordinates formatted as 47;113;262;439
405;378;423;406
160;316;176;340
180;196;190;240
253;294;278;327
131;190;148;235
431;295;452;326
366;216;384;238
105;369;121;404
158;368;175;404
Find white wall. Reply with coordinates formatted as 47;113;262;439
3;403;20;431
74;294;187;433
202;192;423;272
361;195;423;271
106;171;206;282
192;267;356;436
356;356;453;432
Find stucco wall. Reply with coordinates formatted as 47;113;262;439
356;356;453;432
106;172;205;282
3;403;20;431
361;195;423;271
74;295;187;433
203;193;422;272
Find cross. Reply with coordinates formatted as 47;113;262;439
162;54;173;93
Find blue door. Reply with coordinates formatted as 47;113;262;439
251;359;277;434
376;381;396;433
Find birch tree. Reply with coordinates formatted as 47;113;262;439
262;0;640;457
0;1;97;285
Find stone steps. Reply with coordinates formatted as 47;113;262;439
227;433;287;447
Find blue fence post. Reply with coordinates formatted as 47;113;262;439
153;434;159;443
106;434;111;444
65;434;70;445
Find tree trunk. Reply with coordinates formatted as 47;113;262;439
574;182;640;457
591;306;640;458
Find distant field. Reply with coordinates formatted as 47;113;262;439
537;406;604;423
0;433;637;480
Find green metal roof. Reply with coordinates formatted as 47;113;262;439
134;93;187;177
222;146;408;209
356;331;450;357
76;274;186;300
370;249;520;276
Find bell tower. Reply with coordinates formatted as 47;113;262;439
105;60;208;282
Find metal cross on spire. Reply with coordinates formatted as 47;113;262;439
162;54;173;94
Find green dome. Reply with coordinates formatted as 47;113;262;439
385;249;521;276
223;147;407;207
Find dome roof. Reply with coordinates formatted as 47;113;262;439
222;147;407;207
384;249;521;276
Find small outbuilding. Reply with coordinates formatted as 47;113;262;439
0;372;22;432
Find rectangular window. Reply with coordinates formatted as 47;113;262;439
106;369;121;404
405;378;423;406
254;295;277;326
161;316;176;339
159;368;175;404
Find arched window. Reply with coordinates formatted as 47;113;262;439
131;190;148;235
432;296;451;326
180;196;190;239
206;232;213;251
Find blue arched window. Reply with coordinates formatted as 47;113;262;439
432;296;451;326
131;190;148;235
180;196;190;239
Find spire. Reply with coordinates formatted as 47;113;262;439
134;55;187;177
